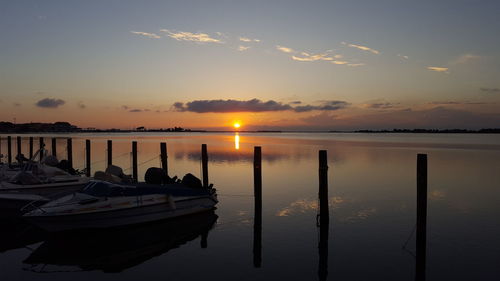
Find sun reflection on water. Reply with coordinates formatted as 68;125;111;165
234;133;240;150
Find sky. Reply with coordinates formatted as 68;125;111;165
1;0;500;130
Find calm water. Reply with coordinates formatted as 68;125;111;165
1;132;500;281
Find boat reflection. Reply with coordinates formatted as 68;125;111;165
0;218;46;253
24;211;218;273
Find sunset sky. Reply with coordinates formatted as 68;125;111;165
1;0;500;130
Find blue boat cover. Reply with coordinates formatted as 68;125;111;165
82;181;212;198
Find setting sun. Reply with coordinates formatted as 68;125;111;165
233;122;241;129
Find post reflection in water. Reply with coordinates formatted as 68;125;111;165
234;133;240;150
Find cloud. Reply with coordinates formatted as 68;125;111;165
122;105;129;110
160;29;221;43
452;54;481;65
480;87;500;93
331;60;349;65
173;99;292;113
130;31;161;39
364;102;397;109
239;37;260;43
293;101;349;112
397;54;409;59
276;45;294;53
289;101;302;105
347;63;365;67
129;109;143;112
36;98;65;108
428;101;489;105
14;103;21;107
427;66;449;73
172;99;349;113
237;45;250;51
77;101;86;109
292;52;334;62
343;42;380;54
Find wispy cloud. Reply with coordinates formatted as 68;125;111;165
331;60;349;65
364;102;397;109
480;87;500;93
342;42;380;54
77;101;86;109
292;52;334;62
276;45;295;53
347;63;365;67
429;101;490;105
427;66;449;73
293;101;350;112
452;53;481;65
237;45;250;51
160;29;222;43
239;36;260;43
172;99;349;113
397;54;409;59
130;31;161;39
36;98;65;108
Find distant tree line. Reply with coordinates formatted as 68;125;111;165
0;121;80;133
350;128;500;134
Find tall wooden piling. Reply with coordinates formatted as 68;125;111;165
416;154;427;281
29;137;33;160
201;144;209;188
318;150;329;225
17;136;22;161
7;136;12;164
85;140;91;177
67;138;73;169
107;140;112;167
253;146;262;268
51;138;57;157
318;150;329;281
39;137;44;161
160;142;168;177
132;141;138;182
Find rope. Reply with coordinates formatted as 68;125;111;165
402;223;417;258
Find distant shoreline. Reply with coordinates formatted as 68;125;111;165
1;121;499;134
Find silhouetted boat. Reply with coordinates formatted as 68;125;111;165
23;211;218;273
23;180;218;231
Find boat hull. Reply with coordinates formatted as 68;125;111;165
24;196;217;232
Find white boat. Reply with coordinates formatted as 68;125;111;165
0;163;89;216
23;180;218;232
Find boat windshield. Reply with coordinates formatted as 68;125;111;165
82;181;128;197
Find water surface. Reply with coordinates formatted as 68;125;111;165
1;132;499;281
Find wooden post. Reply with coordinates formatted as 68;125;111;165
416;154;427;281
160;142;168;177
318;150;329;226
253;146;262;268
107;140;112;167
29;137;33;160
16;136;22;161
85;139;91;177
201;144;209;188
67;138;73;169
132;141;138;182
39;137;44;161
318;150;330;280
7;136;12;164
51;137;57;157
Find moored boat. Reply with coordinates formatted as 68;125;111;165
23;179;218;232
